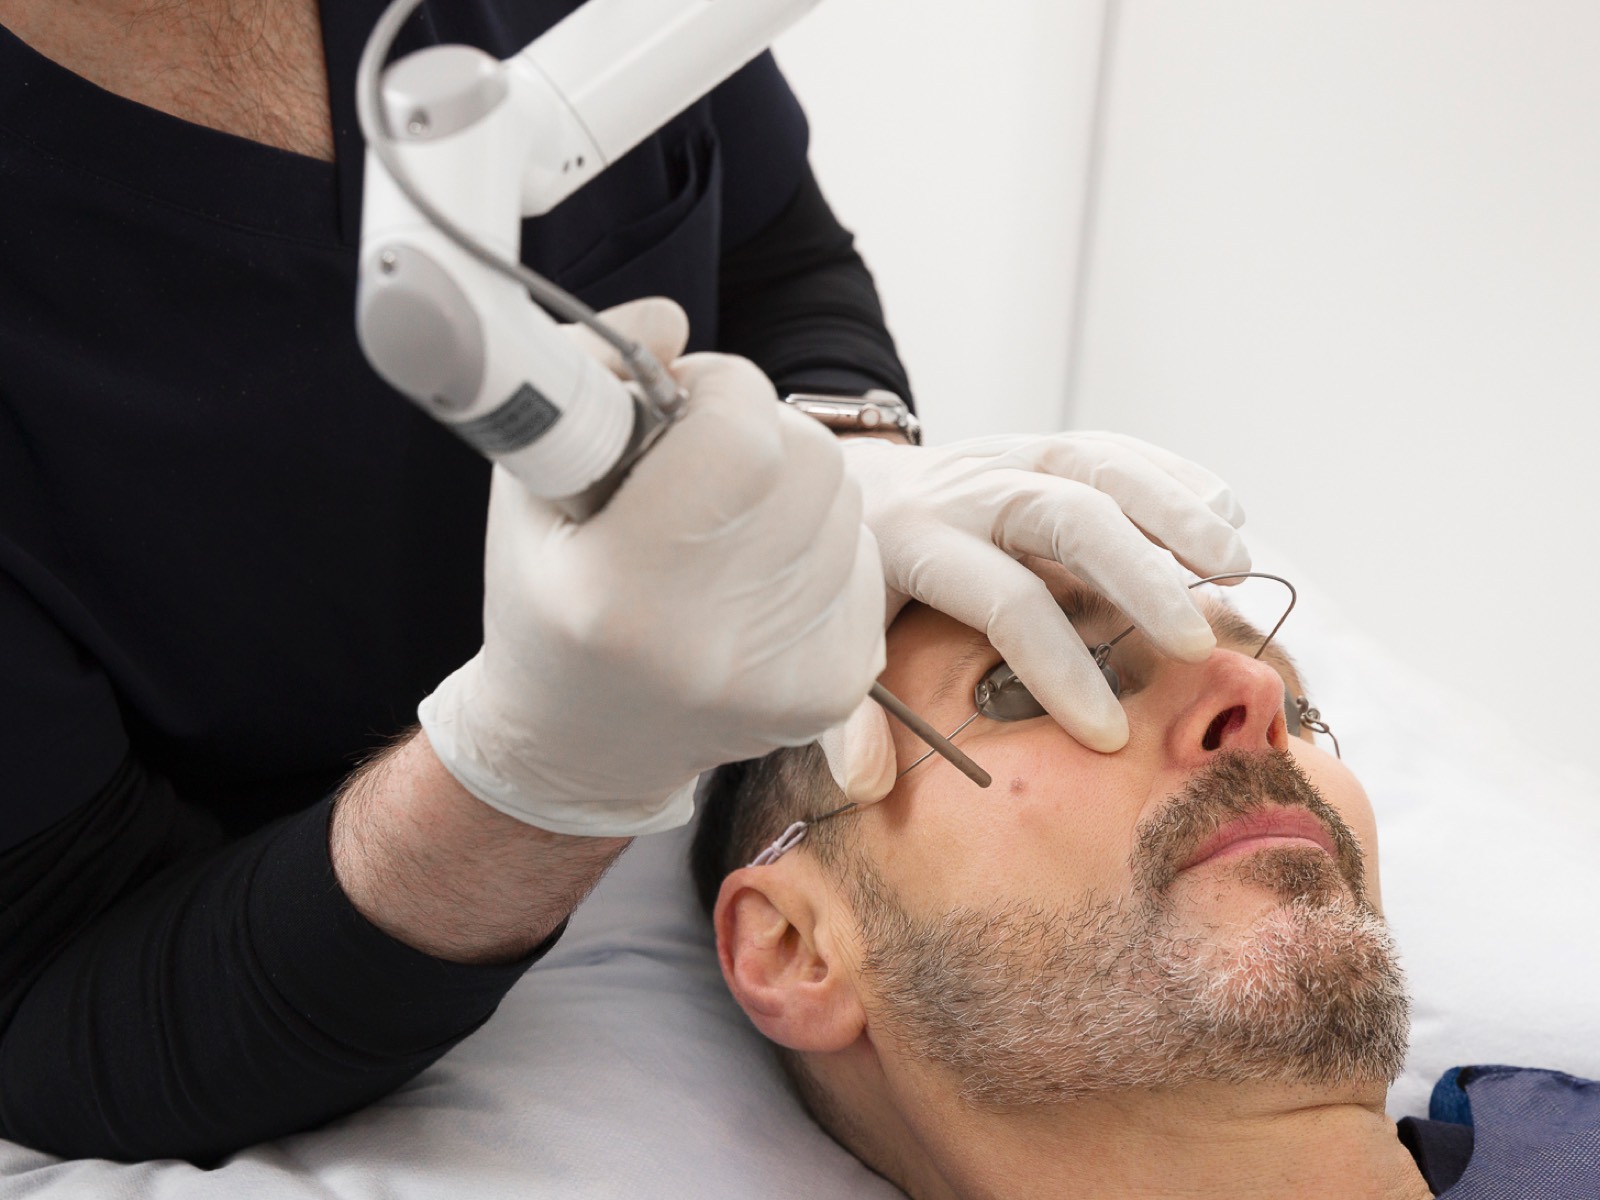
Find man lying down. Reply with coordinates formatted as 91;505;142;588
691;559;1599;1200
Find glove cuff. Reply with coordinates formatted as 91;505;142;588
457;772;697;838
418;664;698;838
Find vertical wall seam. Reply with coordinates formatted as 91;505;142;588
1061;0;1121;429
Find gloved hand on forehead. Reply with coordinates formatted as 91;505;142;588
420;298;886;837
820;431;1250;804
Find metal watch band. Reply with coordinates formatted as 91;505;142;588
779;390;923;445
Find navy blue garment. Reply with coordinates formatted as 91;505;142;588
1400;1067;1600;1197
0;0;909;1162
1400;1116;1477;1193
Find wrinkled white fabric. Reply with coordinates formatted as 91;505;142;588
827;431;1251;803
420;299;885;836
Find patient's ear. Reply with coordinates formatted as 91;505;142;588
714;865;865;1054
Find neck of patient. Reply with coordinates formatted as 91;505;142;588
858;1070;1435;1200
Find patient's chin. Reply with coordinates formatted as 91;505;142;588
850;848;1408;1112
1169;886;1411;1088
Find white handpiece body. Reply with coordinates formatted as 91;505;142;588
356;0;822;513
509;0;822;213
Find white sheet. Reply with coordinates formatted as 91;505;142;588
4;546;1596;1197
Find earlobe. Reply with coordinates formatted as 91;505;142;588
715;868;865;1054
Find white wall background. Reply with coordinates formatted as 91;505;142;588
776;1;1108;441
779;1;1600;770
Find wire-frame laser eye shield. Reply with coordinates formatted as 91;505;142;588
748;572;1342;868
911;572;1340;773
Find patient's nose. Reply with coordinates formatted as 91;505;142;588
1168;651;1289;766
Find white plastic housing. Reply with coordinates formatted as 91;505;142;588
357;0;830;499
359;90;634;500
510;0;823;214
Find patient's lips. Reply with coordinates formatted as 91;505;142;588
1178;807;1337;873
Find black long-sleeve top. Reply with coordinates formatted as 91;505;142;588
0;0;909;1163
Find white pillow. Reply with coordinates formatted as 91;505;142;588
3;546;1596;1196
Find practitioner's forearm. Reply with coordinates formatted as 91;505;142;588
331;731;630;966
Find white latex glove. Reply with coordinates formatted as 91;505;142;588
822;432;1250;803
419;299;885;836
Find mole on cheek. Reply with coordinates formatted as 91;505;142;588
1009;776;1027;796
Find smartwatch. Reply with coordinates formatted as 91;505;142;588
779;389;922;446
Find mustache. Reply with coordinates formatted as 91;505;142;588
1132;750;1368;901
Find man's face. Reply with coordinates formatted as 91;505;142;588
827;562;1408;1106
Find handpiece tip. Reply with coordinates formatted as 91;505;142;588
870;680;993;790
959;760;992;789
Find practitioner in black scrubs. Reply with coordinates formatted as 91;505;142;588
0;0;908;1161
0;0;1255;1164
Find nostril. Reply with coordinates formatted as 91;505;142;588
1202;705;1246;751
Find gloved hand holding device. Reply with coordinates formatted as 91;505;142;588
419;299;886;837
822;431;1251;803
354;0;1247;826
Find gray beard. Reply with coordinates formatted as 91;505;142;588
850;751;1411;1108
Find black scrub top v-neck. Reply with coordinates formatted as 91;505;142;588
0;0;808;843
0;0;916;1163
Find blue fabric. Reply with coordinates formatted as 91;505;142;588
1431;1066;1477;1127
1430;1066;1600;1198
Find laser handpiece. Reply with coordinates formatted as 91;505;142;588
355;0;990;785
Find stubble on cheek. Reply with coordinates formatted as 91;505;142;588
846;751;1409;1109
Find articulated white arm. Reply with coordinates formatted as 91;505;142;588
509;0;822;215
355;0;822;515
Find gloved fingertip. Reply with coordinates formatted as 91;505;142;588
1034;673;1129;754
843;762;896;807
561;296;690;379
623;295;690;365
1181;530;1253;587
669;352;779;409
1075;707;1130;755
819;697;896;807
1214;539;1254;579
1169;619;1219;663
